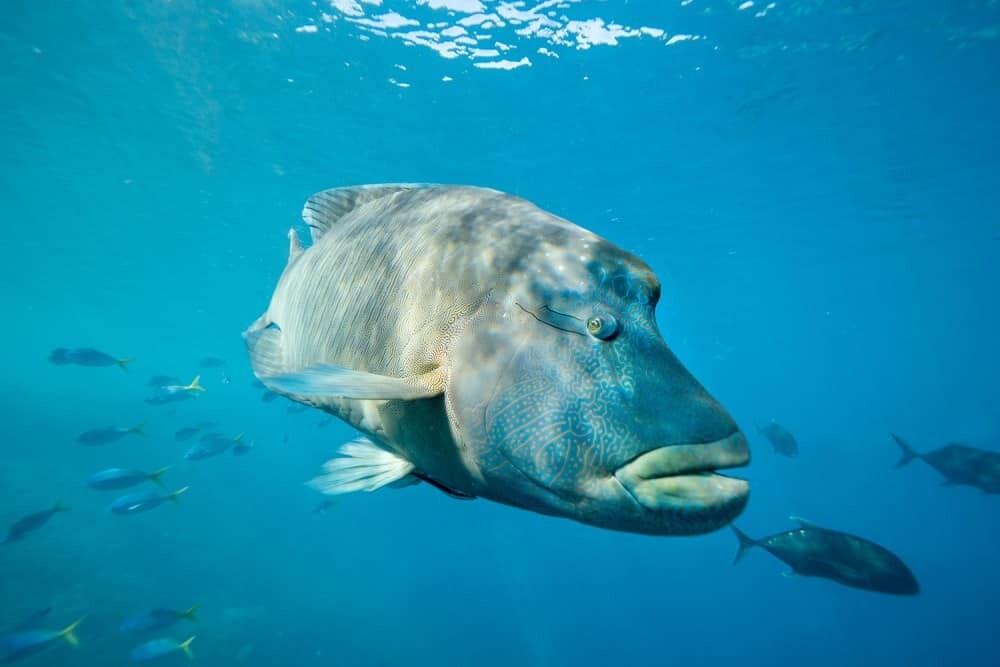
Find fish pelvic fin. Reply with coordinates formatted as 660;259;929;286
307;437;416;495
168;486;190;502
148;466;171;486
185;376;206;393
59;616;85;647
891;433;920;468
117;358;134;371
183;603;200;622
731;525;758;564
178;636;195;659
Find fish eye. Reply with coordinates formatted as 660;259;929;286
586;315;618;340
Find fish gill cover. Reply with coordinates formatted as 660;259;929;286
1;1;999;666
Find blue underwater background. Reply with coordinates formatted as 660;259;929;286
2;1;999;665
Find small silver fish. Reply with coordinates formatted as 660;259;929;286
184;433;242;461
130;636;195;662
1;502;68;545
120;605;198;634
0;618;83;662
145;376;206;406
86;467;169;491
49;348;132;370
77;425;144;446
109;488;188;515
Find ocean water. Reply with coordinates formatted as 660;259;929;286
2;1;999;665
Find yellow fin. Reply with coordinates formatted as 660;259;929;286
117;358;134;371
58;617;85;647
183;603;200;622
178;636;195;659
148;466;171;486
185;375;206;393
168;486;190;502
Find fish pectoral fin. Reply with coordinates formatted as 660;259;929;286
244;320;442;401
263;363;443;401
307;437;417;494
244;316;283;375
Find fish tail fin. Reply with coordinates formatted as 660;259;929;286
130;424;145;436
148;466;171;486
169;486;190;502
54;499;70;513
58;617;85;647
178;636;195;659
185;375;206;392
731;525;758;564
183;603;200;622
233;432;245;445
891;433;920;468
117;358;134;371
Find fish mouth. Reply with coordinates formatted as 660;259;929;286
613;431;751;528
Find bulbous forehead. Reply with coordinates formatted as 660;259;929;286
519;235;661;312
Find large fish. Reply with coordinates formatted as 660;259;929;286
244;185;750;535
731;518;919;595
892;433;1000;493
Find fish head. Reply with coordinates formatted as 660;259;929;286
446;236;749;535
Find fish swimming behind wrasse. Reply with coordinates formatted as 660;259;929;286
1;501;68;545
145;376;206;406
86;467;169;490
244;184;750;536
77;424;144;446
121;605;199;634
49;348;132;370
892;433;1000;493
130;636;195;662
184;433;243;460
174;422;217;442
109;488;188;515
731;517;919;595
0;617;83;662
757;420;798;458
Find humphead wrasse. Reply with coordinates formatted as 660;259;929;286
244;185;750;535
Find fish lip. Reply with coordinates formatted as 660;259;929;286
614;430;751;483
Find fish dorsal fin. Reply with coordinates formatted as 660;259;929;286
789;515;821;530
302;184;428;243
